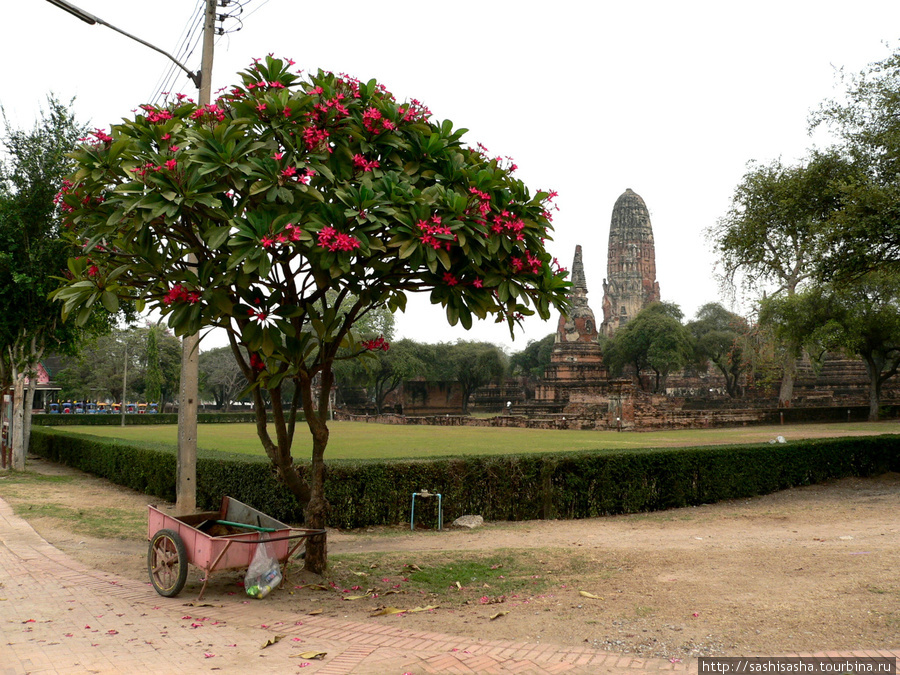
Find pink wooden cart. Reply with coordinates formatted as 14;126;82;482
147;496;325;599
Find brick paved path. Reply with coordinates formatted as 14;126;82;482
2;497;897;674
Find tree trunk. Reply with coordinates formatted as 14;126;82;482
12;373;26;471
302;370;331;575
862;358;883;422
868;378;880;422
778;350;797;407
24;377;36;455
252;386;310;506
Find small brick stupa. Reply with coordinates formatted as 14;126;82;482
533;245;608;411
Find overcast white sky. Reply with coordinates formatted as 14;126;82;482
4;1;898;353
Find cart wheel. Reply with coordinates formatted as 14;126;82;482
148;529;188;597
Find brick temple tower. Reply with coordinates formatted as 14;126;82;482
600;188;661;336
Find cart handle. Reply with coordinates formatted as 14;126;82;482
213;520;278;533
201;529;327;544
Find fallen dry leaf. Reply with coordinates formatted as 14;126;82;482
370;604;439;617
296;584;329;591
306;610;323;616
291;650;327;660
490;611;509;620
579;591;603;599
455;581;462;590
260;635;285;649
342;594;372;601
407;605;438;613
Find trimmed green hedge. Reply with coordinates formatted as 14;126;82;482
32;412;280;426
29;427;900;528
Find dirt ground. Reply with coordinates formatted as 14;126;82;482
3;456;899;659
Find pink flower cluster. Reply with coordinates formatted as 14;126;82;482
311;93;350;119
302;126;330;152
490;211;525;240
362;336;389;351
336;73;363;99
540;189;559;222
352;154;380;172
78;129;113;148
163;284;201;305
443;272;459;286
468;187;492;219
130;159;178;178
54;179;75;213
362;107;396;134
299;88;352;153
493;155;518;173
247;80;286;90
260;223;304;248
249;353;266;370
398;99;431;122
317;226;361;252
140;105;174;124
417;215;455;251
510;251;544;275
191;104;226;123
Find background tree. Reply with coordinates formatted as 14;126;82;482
56;326;179;405
709;151;858;405
143;325;164;405
761;273;900;420
199;345;247;411
338;338;428;413
604;302;693;393
509;333;555;379
53;57;570;572
688;303;750;398
0;98;127;466
812;47;900;277
439;341;508;414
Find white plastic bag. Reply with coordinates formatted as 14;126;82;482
245;535;282;599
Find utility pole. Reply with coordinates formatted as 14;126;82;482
176;0;216;515
46;0;216;514
121;337;128;428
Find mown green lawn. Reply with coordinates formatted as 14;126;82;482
58;421;895;461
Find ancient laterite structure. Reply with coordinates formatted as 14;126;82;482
532;189;661;419
600;188;661;336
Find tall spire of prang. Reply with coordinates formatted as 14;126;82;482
556;245;599;343
600;189;661;336
570;244;588;299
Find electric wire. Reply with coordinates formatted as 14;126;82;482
146;0;206;104
241;0;271;23
147;0;266;104
146;3;201;102
155;6;205;102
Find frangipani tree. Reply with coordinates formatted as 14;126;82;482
53;56;569;572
